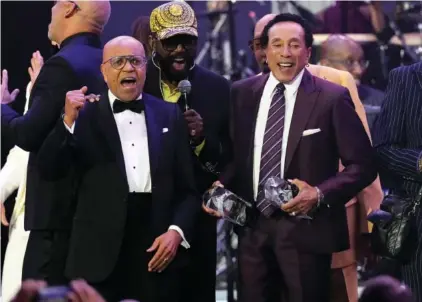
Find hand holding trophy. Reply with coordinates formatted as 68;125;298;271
202;181;252;226
264;176;317;219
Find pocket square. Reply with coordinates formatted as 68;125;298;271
162;128;169;133
302;128;321;136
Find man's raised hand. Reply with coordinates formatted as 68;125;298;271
63;86;99;127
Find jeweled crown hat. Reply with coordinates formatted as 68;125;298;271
150;1;198;40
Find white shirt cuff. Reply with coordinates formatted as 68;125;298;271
168;225;190;249
63;120;75;134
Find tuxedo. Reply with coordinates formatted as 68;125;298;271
220;69;377;302
144;60;232;302
1;32;105;283
36;92;199;301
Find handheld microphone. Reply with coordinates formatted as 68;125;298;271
177;80;192;111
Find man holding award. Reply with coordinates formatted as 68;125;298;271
204;13;377;302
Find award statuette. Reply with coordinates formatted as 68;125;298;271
203;186;252;226
264;176;313;220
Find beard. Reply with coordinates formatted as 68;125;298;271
155;52;194;82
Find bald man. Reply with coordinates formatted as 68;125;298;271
320;34;385;130
249;14;277;73
1;1;111;284
250;14;383;302
36;36;199;302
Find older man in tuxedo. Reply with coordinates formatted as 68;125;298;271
36;36;199;302
209;14;377;302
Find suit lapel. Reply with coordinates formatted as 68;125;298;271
284;69;320;174
97;94;127;182
143;94;162;179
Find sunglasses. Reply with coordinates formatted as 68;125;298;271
159;35;197;53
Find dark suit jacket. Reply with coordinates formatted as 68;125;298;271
1;32;105;230
358;84;385;132
373;62;422;197
144;61;232;193
36;92;199;282
221;70;377;254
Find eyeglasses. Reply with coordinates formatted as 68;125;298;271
159;36;197;53
248;38;263;51
328;59;369;69
102;55;148;70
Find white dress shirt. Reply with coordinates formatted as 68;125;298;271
108;90;152;193
253;69;305;200
66;90;189;248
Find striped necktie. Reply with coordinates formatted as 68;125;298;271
256;83;286;217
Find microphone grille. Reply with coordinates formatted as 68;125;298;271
177;80;192;94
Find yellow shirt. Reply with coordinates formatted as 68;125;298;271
161;81;205;156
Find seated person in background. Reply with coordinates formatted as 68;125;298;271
359;275;413;302
319;34;385;132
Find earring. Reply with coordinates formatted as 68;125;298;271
306;63;310;67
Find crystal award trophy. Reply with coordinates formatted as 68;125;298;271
203;186;252;226
264;176;313;220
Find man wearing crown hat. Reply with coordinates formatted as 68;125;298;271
144;2;232;301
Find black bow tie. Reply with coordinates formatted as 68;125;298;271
113;99;144;114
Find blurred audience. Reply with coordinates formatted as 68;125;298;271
359;276;413;302
11;279;105;302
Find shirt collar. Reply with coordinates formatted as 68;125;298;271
268;68;305;97
108;90;143;110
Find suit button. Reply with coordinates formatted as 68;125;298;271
152;186;156;190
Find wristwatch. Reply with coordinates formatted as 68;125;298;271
315;186;325;208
